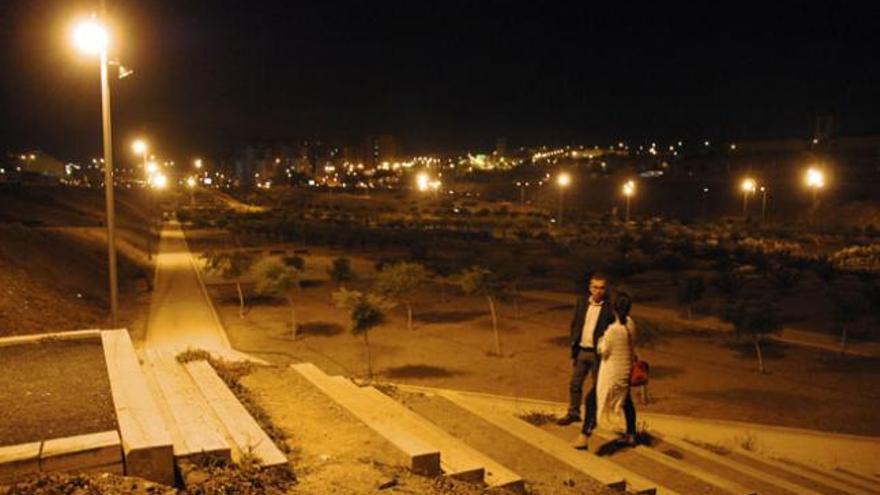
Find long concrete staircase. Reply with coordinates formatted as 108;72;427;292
290;361;880;495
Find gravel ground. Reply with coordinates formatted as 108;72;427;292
0;338;117;446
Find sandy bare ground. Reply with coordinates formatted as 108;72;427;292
210;275;880;437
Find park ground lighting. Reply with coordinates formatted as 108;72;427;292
72;16;120;326
741;177;757;217
622;180;635;222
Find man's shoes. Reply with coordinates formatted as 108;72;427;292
556;415;581;426
623;434;637;446
573;433;590;450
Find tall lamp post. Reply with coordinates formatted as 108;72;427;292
556;172;570;226
740;177;756;218
622;180;635;222
74;18;119;326
760;186;768;223
132;140;151;260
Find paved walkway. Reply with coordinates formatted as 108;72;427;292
523;289;880;358
143;221;260;363
145;221;230;351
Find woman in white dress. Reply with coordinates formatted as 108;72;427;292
594;292;637;445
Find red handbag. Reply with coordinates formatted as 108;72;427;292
626;324;649;387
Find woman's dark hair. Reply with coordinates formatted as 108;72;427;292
614;291;632;325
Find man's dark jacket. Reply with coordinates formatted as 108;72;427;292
569;295;615;359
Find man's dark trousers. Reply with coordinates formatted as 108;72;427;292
567;348;598;419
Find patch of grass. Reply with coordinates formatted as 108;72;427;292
517;410;557;426
176;349;291;454
737;433;758;452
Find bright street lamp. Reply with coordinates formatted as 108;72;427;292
72;16;119;326
556;172;570;226
622;180;635;222
416;172;430;192
741;177;757;218
151;173;168;190
805;167;825;205
73;20;108;55
194;158;203;170
132;139;147;155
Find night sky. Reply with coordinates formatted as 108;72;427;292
1;1;878;160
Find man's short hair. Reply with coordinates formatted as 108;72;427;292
590;272;608;284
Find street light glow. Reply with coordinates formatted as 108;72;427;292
73;19;109;55
194;158;203;169
416;172;430;192
741;177;757;193
146;161;158;175
132;139;147;154
805;167;825;189
186;176;197;188
622;180;635;197
557;172;571;187
151;173;168;190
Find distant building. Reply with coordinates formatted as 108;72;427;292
364;134;400;167
9;151;65;182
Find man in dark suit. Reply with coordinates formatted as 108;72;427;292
558;273;615;441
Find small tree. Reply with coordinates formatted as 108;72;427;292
676;275;705;320
332;289;393;380
201;250;253;318
723;298;782;373
375;262;429;331
327;256;354;288
253;256;302;339
830;291;866;356
459;266;510;356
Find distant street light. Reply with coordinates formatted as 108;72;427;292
622;180;635;222
556;172;570;226
186;176;197;205
741;177;757;218
194;158;203;170
805;167;825;206
73;16;119;326
416;172;430;192
151;173;168;190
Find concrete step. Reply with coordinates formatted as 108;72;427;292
101;330;174;485
825;467;880;494
660;435;827;495
290;363;441;476
183;360;287;467
330;377;524;491
589;428;756;495
728;447;877;495
436;389;676;495
141;350;231;463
